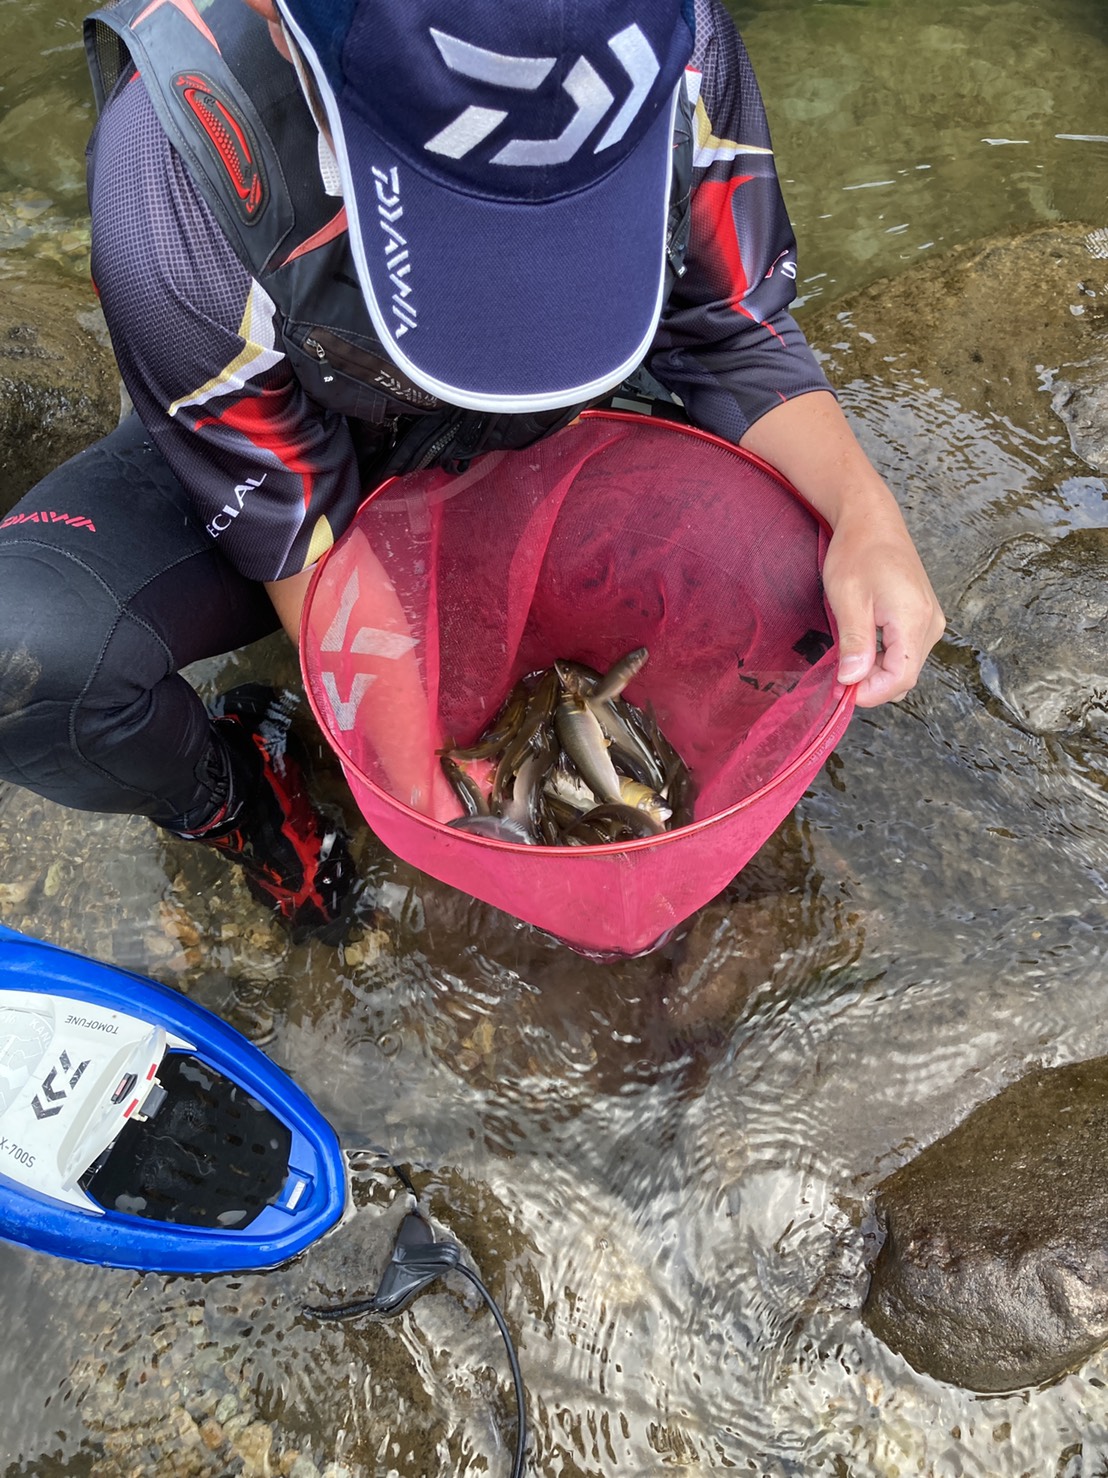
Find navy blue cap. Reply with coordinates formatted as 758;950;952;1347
275;0;695;412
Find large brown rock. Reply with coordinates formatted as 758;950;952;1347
0;270;120;513
863;1057;1108;1392
801;222;1108;743
804;222;1108;458
956;526;1108;738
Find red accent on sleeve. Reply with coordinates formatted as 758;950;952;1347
692;176;756;319
196;397;317;513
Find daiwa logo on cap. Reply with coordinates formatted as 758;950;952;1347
424;25;660;164
275;0;695;409
370;166;417;339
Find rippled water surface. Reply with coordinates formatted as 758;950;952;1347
2;2;1108;1476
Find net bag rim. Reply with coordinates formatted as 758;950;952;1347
299;409;855;857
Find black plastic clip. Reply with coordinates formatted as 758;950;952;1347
371;1212;462;1315
303;1211;461;1322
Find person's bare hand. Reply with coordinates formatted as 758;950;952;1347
739;392;945;708
820;502;945;707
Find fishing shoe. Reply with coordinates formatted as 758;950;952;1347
175;684;357;944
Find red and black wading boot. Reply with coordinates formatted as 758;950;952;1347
175;685;357;944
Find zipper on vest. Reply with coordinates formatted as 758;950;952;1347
303;335;335;383
413;420;463;471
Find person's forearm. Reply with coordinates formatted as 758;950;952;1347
738;389;898;529
265;568;315;645
739;390;945;707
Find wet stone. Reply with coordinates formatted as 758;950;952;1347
1050;353;1108;474
0;269;120;512
956;527;1108;737
803;222;1108;460
234;1420;275;1478
214;1393;240;1425
198;1418;224;1451
863;1056;1108;1393
800;224;1108;752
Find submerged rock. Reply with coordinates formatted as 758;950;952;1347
863;1056;1108;1393
1051;355;1108;475
800;222;1108;745
804;221;1108;460
0;270;119;513
957;527;1108;737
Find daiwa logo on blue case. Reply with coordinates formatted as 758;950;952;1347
31;1050;90;1120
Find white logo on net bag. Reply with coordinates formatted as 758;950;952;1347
425;25;660;164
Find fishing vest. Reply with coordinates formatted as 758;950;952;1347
84;0;694;478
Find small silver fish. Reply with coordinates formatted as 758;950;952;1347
619;776;672;827
544;764;597;812
553;659;603;697
590;646;649;704
556;655;666;791
496;744;551;841
445;680;530;760
564;802;664;841
554;697;623;804
493;669;559;803
447;815;534;843
440;755;489;817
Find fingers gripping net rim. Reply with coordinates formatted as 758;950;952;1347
301;412;853;956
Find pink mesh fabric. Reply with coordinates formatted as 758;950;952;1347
300;412;854;956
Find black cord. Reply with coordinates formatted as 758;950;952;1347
305;1291;379;1320
451;1263;528;1478
304;1204;529;1476
382;1160;418;1198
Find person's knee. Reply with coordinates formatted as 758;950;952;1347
0;638;44;727
0;546;121;722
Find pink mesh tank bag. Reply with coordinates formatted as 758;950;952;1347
300;411;854;956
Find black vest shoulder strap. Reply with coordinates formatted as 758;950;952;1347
83;0;696;473
84;0;439;429
85;0;331;277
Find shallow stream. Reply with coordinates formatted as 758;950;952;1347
1;2;1108;1475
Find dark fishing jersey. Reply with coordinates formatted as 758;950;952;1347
87;0;830;584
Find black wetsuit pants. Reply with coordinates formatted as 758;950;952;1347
0;415;281;830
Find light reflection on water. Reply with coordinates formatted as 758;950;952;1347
737;0;1108;302
2;0;1107;291
1;0;1108;1475
7;646;1108;1477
